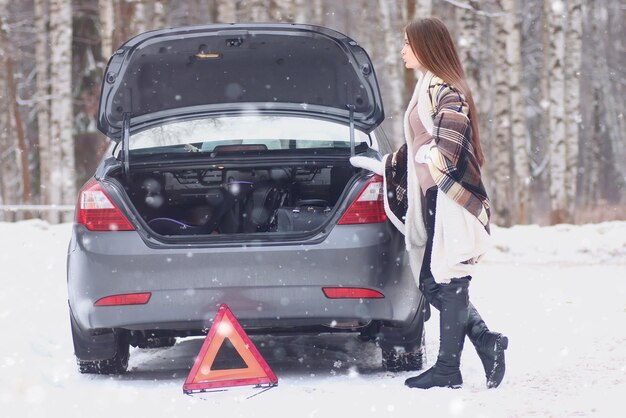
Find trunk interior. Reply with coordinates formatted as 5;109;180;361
111;162;357;236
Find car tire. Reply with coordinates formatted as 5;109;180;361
70;309;130;375
381;346;424;372
77;331;130;375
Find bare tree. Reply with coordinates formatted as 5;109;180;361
504;0;530;223
270;0;294;22
0;0;17;220
312;0;323;25
240;0;269;22
456;1;481;107
0;14;31;207
415;0;432;17
153;0;167;27
130;0;149;36
488;1;512;226
546;0;568;223
217;0;236;23
378;0;405;147
99;0;115;59
35;0;52;214
49;0;74;222
564;0;582;218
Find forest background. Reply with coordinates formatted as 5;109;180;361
0;0;624;226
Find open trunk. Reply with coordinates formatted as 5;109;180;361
110;161;357;237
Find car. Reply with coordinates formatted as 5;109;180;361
67;23;427;375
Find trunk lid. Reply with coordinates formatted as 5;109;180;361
97;23;385;141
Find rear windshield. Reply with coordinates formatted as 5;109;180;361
130;115;371;154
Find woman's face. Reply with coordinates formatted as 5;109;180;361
401;33;423;70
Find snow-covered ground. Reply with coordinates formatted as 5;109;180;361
0;220;624;418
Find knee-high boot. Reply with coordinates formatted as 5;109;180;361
420;276;508;388
405;277;470;389
466;306;508;388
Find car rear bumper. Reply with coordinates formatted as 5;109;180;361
67;222;422;332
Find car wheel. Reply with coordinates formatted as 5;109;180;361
381;346;424;372
77;331;129;374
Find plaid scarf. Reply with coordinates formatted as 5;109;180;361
383;75;490;232
426;77;491;230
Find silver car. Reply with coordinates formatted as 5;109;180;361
67;23;427;374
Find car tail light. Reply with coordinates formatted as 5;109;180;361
76;178;135;231
338;175;387;225
322;287;385;299
95;292;151;306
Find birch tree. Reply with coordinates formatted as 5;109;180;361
0;14;31;207
242;0;269;22
49;0;74;222
294;0;307;23
546;0;568;223
35;0;52;212
217;0;236;23
456;1;481;107
130;0;148;36
414;0;432;18
270;0;295;22
99;0;115;59
311;0;324;25
0;1;16;219
378;0;405;147
153;0;167;27
564;0;581;214
504;0;530;223
489;1;513;226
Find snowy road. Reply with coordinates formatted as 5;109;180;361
1;220;625;417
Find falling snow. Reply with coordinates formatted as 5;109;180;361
0;219;624;417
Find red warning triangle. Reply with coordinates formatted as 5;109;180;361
183;304;278;393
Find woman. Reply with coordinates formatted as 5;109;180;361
351;17;508;389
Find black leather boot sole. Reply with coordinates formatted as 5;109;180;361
404;366;462;389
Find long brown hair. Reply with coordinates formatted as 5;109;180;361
405;17;485;167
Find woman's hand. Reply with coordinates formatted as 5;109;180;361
349;156;384;175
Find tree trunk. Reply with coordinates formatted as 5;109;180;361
490;1;513;226
456;1;481;105
153;0;167;27
99;0;115;59
270;0;294;22
49;0;74;222
0;0;17;220
564;0;581;216
130;0;148;36
504;0;530;223
546;0;568;224
294;0;307;23
403;0;416;103
0;15;31;208
217;0;237;23
378;0;405;148
242;0;269;22
35;0;51;212
311;0;323;25
415;0;432;18
597;0;626;201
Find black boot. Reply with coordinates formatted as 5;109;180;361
466;307;508;388
405;278;469;389
421;276;508;389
